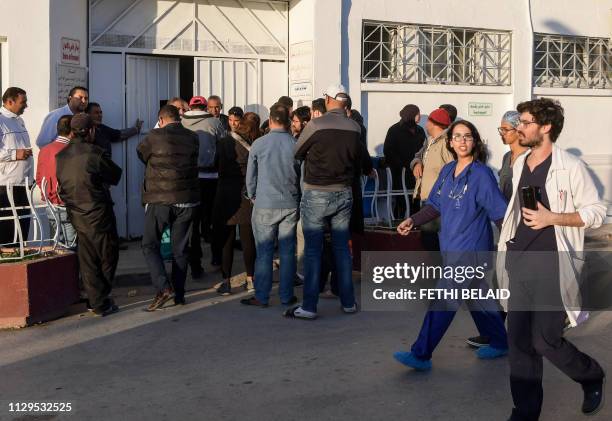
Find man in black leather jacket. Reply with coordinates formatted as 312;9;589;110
56;113;122;317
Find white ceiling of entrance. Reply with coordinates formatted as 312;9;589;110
90;0;288;59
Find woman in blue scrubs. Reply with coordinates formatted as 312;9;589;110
394;120;508;371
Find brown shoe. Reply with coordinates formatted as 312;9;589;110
240;296;268;307
146;288;174;312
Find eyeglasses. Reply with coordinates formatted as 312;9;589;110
497;127;516;135
451;133;474;142
518;119;537;127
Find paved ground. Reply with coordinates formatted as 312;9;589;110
0;227;611;421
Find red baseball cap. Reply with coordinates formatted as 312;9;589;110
189;96;207;107
428;108;451;128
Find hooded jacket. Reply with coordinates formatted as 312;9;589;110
181;110;226;174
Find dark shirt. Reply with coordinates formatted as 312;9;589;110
95;124;121;157
508;153;557;251
498;151;513;202
294;108;363;189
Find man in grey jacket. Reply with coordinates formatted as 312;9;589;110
241;103;301;307
181;96;226;278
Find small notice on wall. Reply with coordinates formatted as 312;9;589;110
57;64;87;108
289;41;313;102
61;38;81;65
468;102;493;117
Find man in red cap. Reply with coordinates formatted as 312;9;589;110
409;108;454;251
181;95;227;278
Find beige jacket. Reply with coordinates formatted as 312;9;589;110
414;131;453;200
496;144;607;326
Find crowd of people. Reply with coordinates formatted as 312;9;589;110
0;81;607;419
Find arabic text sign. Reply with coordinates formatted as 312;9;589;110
61;38;80;65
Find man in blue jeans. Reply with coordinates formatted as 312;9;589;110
285;83;365;320
241;103;301;307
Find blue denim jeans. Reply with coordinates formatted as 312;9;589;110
252;208;297;304
301;189;354;313
46;206;77;249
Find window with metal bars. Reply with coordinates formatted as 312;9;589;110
533;33;611;89
361;21;511;86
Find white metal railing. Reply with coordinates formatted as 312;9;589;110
533;33;611;89
362;167;414;229
0;178;73;262
362;21;512;86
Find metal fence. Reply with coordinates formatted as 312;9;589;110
533;33;612;89
0;178;72;262
362;21;512;86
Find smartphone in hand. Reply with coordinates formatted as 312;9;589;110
521;186;538;210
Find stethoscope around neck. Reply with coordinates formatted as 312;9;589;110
435;162;473;208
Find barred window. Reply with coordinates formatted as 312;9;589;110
361;21;511;86
533;34;611;89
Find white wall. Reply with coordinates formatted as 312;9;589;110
341;0;534;171
323;0;612;212
289;0;343;106
0;2;51;153
49;0;88;111
530;0;612;207
530;0;611;37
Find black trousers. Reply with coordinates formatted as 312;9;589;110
142;204;195;299
76;223;119;312
507;254;604;420
213;223;255;279
189;178;219;268
0;186;31;245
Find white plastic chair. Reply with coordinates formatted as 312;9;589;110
361;171;380;226
379;167;413;228
41;177;77;250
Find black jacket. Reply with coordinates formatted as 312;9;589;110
383;121;426;189
212;133;253;226
137;122;199;205
56;136;122;232
295;108;364;189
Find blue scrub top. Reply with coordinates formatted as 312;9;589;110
426;160;507;252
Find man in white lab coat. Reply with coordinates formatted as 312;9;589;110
497;98;606;420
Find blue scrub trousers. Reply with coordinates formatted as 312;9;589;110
410;277;508;360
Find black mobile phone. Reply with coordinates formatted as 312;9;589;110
521;186;538;210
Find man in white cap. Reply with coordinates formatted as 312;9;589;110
286;83;365;320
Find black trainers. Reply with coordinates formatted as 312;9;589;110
146;288;174;312
93;303;119;317
582;376;605;415
240;296;268;307
466;335;490;348
216;281;232;296
174;296;186;306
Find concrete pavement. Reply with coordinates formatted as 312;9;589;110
0;228;611;420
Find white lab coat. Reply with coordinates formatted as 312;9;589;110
496;144;607;326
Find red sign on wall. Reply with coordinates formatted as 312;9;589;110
61;38;80;65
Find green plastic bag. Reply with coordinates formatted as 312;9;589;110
161;227;172;261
